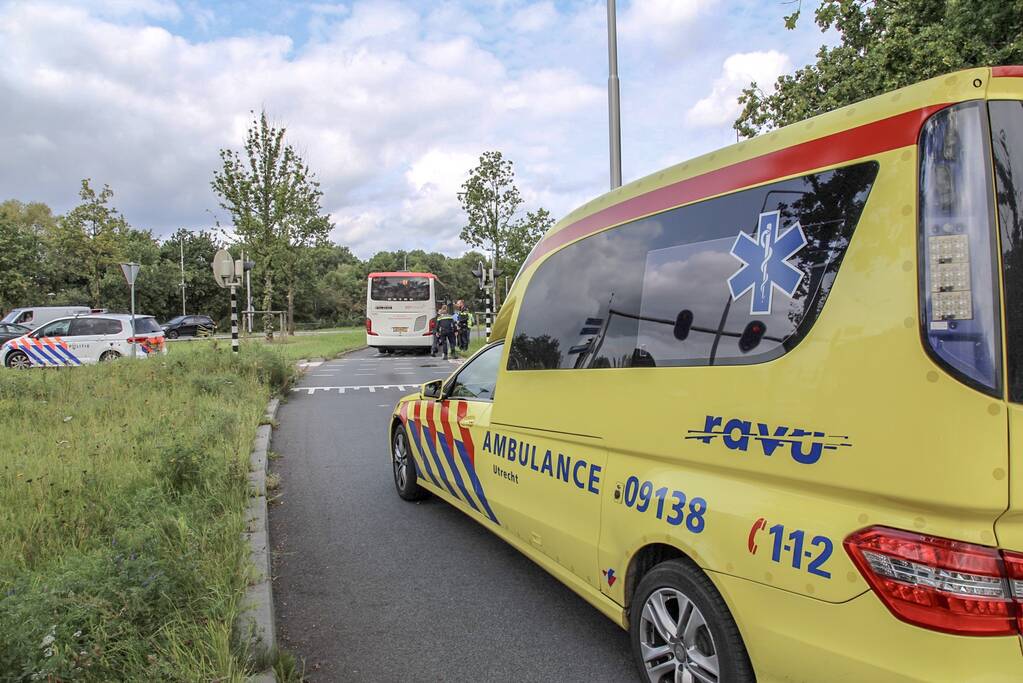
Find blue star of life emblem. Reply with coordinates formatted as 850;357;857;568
727;210;808;315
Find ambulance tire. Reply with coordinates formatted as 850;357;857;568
392;424;427;501
5;351;31;369
630;559;754;683
99;350;121;362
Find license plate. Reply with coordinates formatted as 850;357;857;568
392;327;408;333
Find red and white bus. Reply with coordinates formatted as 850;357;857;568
365;272;439;354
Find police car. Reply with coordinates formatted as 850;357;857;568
1;314;166;368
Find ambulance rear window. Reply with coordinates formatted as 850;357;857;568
509;162;878;370
992;100;1023;402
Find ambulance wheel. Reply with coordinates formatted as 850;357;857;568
99;350;121;362
392;424;426;501
5;351;31;369
630;559;754;683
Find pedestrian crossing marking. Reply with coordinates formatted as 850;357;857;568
292;384;413;395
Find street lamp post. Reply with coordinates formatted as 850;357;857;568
607;0;622;190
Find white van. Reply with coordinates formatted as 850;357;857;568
1;306;90;329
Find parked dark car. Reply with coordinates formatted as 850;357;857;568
161;315;216;339
0;323;31;344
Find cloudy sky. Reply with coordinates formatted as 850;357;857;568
0;0;835;258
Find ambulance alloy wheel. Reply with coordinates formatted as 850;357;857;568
99;350;121;362
5;351;31;369
392;424;426;501
631;559;754;683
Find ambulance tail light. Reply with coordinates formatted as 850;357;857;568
366;318;378;336
845;526;1020;636
424;318;435;336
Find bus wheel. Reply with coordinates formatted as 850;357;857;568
630;559;754;683
392;424;426;501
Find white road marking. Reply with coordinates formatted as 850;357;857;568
292;384;412;395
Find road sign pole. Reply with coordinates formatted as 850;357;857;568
130;280;136;358
120;262;141;358
230;285;239;354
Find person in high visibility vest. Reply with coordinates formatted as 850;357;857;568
435;305;457;360
455;299;473;351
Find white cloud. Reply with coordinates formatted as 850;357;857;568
620;0;712;49
686;50;792;127
511;1;557;33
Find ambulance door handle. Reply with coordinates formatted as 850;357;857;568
458;417;475;428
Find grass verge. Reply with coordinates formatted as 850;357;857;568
0;346;294;682
170;328;364;363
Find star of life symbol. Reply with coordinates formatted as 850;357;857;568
727;210;808;315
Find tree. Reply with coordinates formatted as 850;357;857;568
505;208;554;282
49;180;130;308
0;202;46;311
734;0;1023;138
458;151;553;309
211;111;332;339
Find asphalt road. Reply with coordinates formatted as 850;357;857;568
269;347;635;682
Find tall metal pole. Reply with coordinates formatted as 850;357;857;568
243;250;252;334
607;0;622;190
179;236;186;316
230;285;239;354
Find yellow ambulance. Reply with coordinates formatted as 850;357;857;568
389;66;1023;682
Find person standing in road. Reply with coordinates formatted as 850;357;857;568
435;305;457;360
455;299;473;351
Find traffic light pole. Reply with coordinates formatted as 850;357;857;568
230;285;239;354
484;287;492;341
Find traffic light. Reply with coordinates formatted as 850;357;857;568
673;310;693;341
738;320;766;353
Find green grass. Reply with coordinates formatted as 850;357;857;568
0;347;295;682
171;328;365;363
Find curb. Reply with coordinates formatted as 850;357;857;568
238;396;280;682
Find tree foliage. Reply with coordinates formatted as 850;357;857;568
211;111;332;338
458;151;554;308
0;188;498;333
49;181;131;307
734;0;1023;137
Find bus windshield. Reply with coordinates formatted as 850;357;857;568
370;276;431;302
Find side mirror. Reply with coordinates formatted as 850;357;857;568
421;380;443;400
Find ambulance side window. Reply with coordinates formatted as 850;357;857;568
509;162;879;370
448;343;503;401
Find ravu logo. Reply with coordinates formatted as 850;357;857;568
686;415;852;465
